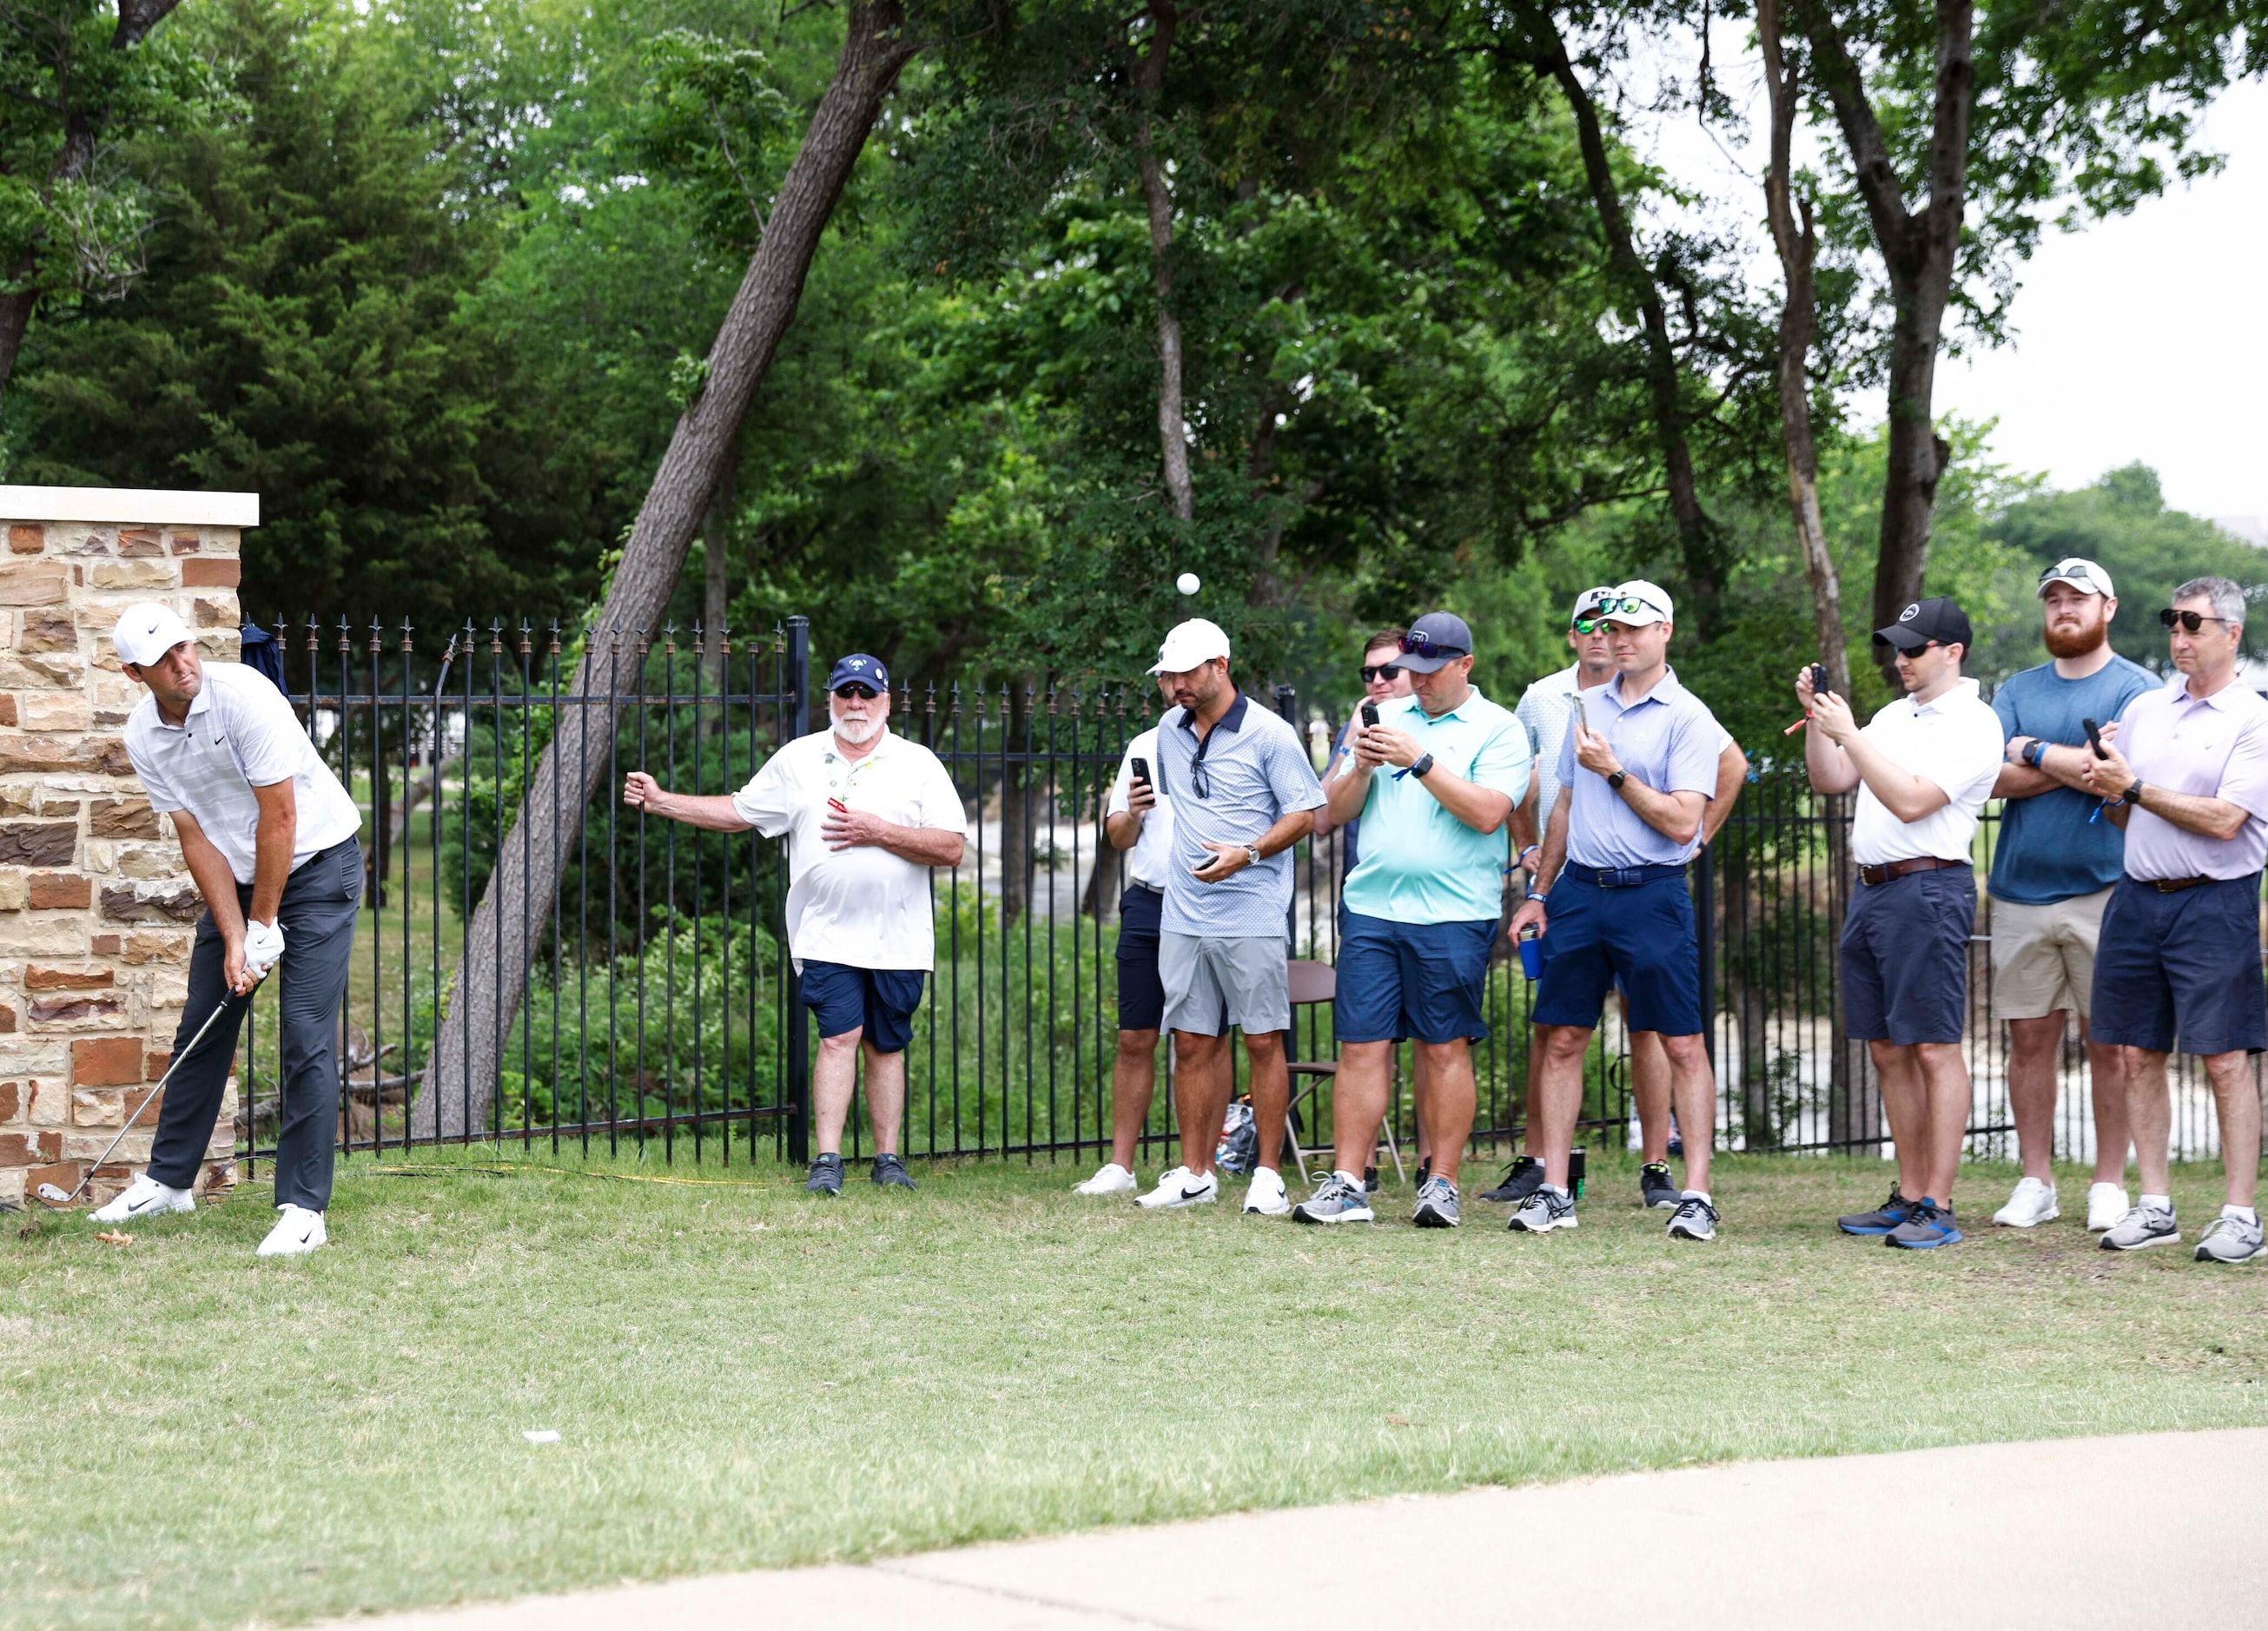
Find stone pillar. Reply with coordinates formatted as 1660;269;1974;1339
0;486;259;1208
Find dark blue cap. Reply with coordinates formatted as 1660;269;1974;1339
828;653;889;691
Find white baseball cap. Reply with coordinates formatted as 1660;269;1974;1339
2037;557;2114;598
1148;617;1232;675
112;602;195;668
1603;579;1676;627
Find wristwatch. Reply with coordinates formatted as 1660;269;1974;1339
1244;843;1262;868
1410;752;1437;779
1607;769;1628;790
2023;738;2047;769
2126;780;2146;809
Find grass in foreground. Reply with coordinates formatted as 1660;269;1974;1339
5;1152;2266;1630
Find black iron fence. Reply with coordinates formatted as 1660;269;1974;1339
229;620;2246;1177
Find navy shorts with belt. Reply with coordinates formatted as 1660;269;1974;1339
1841;863;1974;1046
2091;873;2268;1056
1335;910;1493;1045
1533;864;1703;1036
802;961;928;1054
1115;883;1167;1032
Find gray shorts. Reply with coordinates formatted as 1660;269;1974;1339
1160;932;1290;1037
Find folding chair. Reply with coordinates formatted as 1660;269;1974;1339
1282;958;1405;1186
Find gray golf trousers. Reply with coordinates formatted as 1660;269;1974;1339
148;838;362;1210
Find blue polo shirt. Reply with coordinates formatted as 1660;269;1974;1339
1155;690;1326;939
1557;667;1722;868
1341;688;1532;923
1987;654;2158;904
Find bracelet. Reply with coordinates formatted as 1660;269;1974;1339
1518;844;1542;868
2023;738;2046;769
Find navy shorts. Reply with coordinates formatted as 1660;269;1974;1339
1116;884;1166;1032
2091;874;2268;1056
1533;868;1703;1036
802;961;927;1054
1335;910;1493;1045
1842;865;1974;1046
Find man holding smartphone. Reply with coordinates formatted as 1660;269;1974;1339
1074;675;1178;1195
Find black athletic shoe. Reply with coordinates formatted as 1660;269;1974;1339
1364;1165;1379;1194
871;1153;916;1191
1640;1161;1681;1210
1479;1154;1544;1205
804;1153;844;1196
1839;1185;1915;1236
1415;1156;1432;1187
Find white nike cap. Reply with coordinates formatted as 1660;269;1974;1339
1148;617;1233;675
112;602;195;668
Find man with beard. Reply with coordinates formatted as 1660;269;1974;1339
1985;559;2154;1232
625;654;966;1195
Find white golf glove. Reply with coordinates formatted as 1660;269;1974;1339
242;919;286;978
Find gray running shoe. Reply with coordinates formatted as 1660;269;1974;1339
1293;1173;1375;1225
1640;1161;1681;1210
1412;1175;1461;1229
1507;1185;1577;1233
1666;1193;1718;1241
870;1153;916;1190
804;1153;844;1196
2193;1213;2265;1264
2099;1203;2179;1251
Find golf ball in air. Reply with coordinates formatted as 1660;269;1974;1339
1176;572;1200;595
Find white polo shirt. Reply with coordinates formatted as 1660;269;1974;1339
1104;728;1175;890
1848;677;2007;866
731;728;966;972
123;660;363;885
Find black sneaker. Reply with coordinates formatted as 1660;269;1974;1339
870;1153;916;1190
804;1153;843;1196
1640;1161;1681;1210
1479;1154;1544;1205
1415;1156;1432;1187
1838;1185;1915;1237
1363;1165;1379;1194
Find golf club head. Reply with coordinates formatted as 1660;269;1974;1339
34;1182;76;1206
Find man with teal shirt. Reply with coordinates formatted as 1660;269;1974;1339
1987;558;2157;1232
1292;611;1531;1230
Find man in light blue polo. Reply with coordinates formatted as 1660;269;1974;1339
1293;611;1531;1229
1506;580;1725;1242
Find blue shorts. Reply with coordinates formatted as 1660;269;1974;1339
802;961;927;1054
1334;911;1492;1045
1533;868;1703;1036
1842;865;1973;1046
1116;885;1166;1032
2091;874;2268;1056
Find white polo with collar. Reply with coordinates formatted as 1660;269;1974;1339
1848;677;2007;867
123;661;363;884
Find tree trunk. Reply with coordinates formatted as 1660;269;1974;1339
1795;0;1974;683
1134;2;1194;524
416;0;920;1139
701;459;735;731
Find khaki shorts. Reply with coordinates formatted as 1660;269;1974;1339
1159;931;1290;1037
1989;888;2111;1020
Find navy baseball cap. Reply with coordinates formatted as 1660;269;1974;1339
1397;611;1473;674
827;653;889;691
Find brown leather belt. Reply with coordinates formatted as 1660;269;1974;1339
2132;874;2212;893
1856;856;1969;888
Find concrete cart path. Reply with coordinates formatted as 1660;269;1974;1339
316;1428;2267;1631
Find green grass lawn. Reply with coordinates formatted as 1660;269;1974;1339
6;1152;2266;1630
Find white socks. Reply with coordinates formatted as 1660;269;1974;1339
2142;1193;2172;1214
2223;1204;2259;1225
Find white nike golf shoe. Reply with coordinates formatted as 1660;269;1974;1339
89;1173;195;1224
1074;1162;1138;1195
1136;1165;1218;1210
256;1205;327;1258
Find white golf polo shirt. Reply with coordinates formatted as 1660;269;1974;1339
731;728;967;972
1104;728;1176;890
123;660;363;884
1848;677;2007;866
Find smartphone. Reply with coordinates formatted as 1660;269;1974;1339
2083;717;2106;760
1360;701;1380;729
1130;756;1152;789
1809;663;1830;698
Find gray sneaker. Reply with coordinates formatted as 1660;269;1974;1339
2099;1203;2179;1251
1666;1193;1718;1241
1292;1174;1375;1225
1412;1175;1460;1229
1507;1185;1577;1233
2193;1213;2265;1264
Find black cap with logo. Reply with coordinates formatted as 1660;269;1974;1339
1872;597;1973;653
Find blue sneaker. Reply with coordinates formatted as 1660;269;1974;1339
1885;1198;1962;1250
1292;1173;1375;1225
1838;1185;1916;1237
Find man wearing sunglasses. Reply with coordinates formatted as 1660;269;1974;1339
2080;576;2268;1263
1293;611;1532;1228
1801;598;2006;1250
1137;618;1326;1215
1506;583;1728;1242
623;653;966;1196
1983;558;2153;1232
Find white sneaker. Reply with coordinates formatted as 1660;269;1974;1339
1074;1162;1137;1195
2086;1183;2131;1232
1136;1165;1217;1210
89;1173;195;1224
1242;1167;1289;1216
256;1205;327;1258
1992;1176;2060;1228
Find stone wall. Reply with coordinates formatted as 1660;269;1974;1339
0;489;257;1208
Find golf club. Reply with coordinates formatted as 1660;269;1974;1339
34;975;262;1209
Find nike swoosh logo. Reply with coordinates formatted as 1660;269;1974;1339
1180;1186;1209;1199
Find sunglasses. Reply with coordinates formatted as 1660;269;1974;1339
2039;562;2103;584
1398;631;1469;659
1359;663;1403;683
1591;595;1662;618
833;683;881;700
2159;608;2234;633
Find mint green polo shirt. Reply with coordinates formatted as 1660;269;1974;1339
1340;687;1533;924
